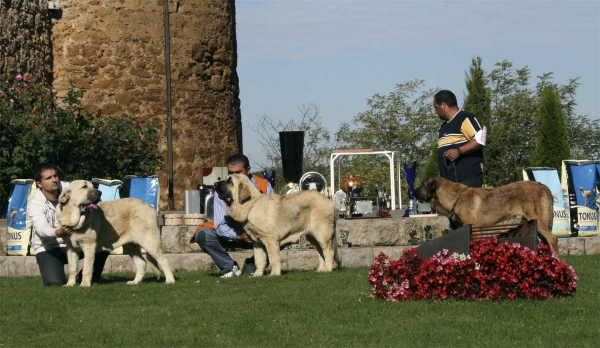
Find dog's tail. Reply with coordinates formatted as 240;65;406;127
333;211;342;270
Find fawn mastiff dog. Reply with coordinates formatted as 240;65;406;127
413;176;558;253
215;174;340;276
56;180;175;286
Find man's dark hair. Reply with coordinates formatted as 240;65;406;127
434;90;458;107
226;154;250;169
34;163;58;182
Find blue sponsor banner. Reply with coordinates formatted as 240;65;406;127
569;164;596;209
564;161;598;236
128;177;159;210
7;183;31;230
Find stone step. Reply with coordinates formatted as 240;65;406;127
1;236;599;277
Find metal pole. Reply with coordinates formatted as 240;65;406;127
163;0;174;210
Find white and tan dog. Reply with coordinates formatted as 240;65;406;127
216;174;340;276
56;180;175;286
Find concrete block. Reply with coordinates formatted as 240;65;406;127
584;236;600;255
108;255;135;273
337;215;449;247
0;227;7;256
179;253;214;272
24;256;40;276
281;249;319;271
372;246;412;261
558;238;569;255
567;238;585;255
161;226;200;254
340;247;373;268
164;254;182;271
7;256;26;276
0;256;8;276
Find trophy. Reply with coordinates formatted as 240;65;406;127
402;161;418;217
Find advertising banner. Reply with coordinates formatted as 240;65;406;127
562;160;598;236
523;168;570;237
6;180;37;256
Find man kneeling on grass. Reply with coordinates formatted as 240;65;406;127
191;154;274;278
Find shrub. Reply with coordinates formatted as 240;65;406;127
369;237;578;301
0;74;163;216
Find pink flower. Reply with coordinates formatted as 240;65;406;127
15;74;23;81
10;99;14;103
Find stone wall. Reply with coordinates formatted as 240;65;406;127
1;0;242;210
52;0;242;209
0;0;54;98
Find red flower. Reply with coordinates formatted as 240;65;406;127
368;238;578;301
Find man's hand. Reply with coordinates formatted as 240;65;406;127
444;148;460;162
236;232;253;244
55;225;73;237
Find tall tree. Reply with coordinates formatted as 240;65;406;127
463;56;491;128
486;60;538;186
531;85;570;171
249;103;336;192
463;56;491;185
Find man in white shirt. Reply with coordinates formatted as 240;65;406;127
28;163;109;286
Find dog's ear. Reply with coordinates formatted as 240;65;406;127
238;182;252;204
59;189;71;206
426;178;439;199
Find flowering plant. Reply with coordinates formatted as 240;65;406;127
369;237;578;301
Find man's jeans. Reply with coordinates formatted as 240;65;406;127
195;228;253;273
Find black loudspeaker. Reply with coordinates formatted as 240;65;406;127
279;131;304;184
415;225;471;259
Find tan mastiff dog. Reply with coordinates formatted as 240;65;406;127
56;180;175;286
414;176;558;253
215;174;340;276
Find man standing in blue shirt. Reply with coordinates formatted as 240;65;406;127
433;90;486;188
194;154;274;278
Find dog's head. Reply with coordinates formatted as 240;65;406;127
413;177;441;202
56;180;101;228
214;174;257;207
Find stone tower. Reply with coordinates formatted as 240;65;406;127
1;0;242;210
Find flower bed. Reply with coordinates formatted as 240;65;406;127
368;237;578;301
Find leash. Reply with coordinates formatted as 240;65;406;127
443;152;459;183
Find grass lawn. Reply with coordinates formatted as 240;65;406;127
1;254;599;347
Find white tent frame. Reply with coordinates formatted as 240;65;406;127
329;149;399;210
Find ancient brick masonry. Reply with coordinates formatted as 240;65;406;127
1;0;242;210
0;0;54;98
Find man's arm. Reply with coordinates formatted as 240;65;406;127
28;199;59;240
213;194;238;239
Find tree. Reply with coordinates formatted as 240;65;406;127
531;85;570;171
463;56;491;128
485;60;538;186
0;75;163;216
249;103;336;192
335;80;439;199
463;56;491;185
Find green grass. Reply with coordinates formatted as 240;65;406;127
1;255;599;347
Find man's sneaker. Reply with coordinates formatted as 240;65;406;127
220;262;242;279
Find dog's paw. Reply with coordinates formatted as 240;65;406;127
251;272;263;277
65;281;76;287
165;279;175;284
80;282;91;287
127;280;141;285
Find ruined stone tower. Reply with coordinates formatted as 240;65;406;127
1;0;242;210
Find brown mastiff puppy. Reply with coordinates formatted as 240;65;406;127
414;176;558;253
216;174;340;276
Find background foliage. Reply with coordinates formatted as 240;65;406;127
251;58;599;201
0;74;163;216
